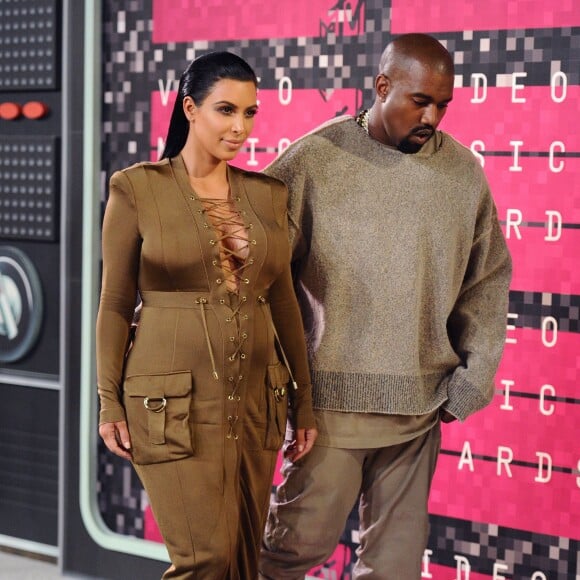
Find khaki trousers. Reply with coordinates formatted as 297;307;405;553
260;421;441;580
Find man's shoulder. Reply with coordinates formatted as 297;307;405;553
439;131;481;165
265;116;356;171
296;115;356;145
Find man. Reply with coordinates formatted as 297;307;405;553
258;33;512;579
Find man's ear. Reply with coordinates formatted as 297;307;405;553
375;73;390;102
183;96;197;121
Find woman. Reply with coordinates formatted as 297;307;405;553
97;52;318;579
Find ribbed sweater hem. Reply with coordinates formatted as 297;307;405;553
311;370;449;415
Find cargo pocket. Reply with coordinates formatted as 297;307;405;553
123;370;193;465
264;361;290;450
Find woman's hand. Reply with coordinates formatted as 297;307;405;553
99;421;132;460
283;427;318;462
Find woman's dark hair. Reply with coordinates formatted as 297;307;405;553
160;51;258;160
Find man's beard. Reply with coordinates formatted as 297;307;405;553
397;126;434;154
397;139;423;154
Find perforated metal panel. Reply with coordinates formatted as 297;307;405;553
0;0;58;91
0;136;58;241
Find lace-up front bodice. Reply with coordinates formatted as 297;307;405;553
199;197;250;293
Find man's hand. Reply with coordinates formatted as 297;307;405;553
99;421;132;460
440;409;457;423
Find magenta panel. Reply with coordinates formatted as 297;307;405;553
498;328;580;399
487;160;580;221
430;454;580;539
426;563;492;580
443;396;579;467
443;87;580;152
504;228;580;295
391;0;580;33
152;0;364;43
151;87;360;171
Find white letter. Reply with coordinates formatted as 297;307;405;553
497;446;513;477
458;441;474;472
158;78;177;107
455;555;471;579
511;72;527;103
549;141;565;173
540;384;556;416
278;137;291;156
421;549;433;578
493;562;509;579
156;136;165;160
470;140;485;168
278;76;292;106
551;71;567;103
545;210;562;241
509;141;524;172
506;209;522;240
506;313;518;344
500;379;514;410
532;573;547;580
471;73;488;103
245;137;259;167
535;452;552;483
541;316;558;348
576;459;580;489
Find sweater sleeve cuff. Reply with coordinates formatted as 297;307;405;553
443;373;492;422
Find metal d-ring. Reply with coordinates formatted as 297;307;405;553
143;397;167;412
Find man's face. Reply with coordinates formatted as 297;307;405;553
376;61;454;153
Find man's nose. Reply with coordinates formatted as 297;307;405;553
421;104;439;127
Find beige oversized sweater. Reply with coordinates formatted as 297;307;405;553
264;116;512;422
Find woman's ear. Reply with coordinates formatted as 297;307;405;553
183;96;196;121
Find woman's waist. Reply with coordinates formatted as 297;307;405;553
140;289;270;309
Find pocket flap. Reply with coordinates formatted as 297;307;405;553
267;362;290;388
124;371;192;398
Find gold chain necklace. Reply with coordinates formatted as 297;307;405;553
355;109;369;133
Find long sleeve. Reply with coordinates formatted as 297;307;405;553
443;185;512;421
268;180;315;429
263;142;310;262
96;170;141;424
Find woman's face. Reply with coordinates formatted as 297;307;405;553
185;78;258;162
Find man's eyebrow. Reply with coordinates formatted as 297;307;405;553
411;92;453;103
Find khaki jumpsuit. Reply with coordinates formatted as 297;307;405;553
96;155;314;579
